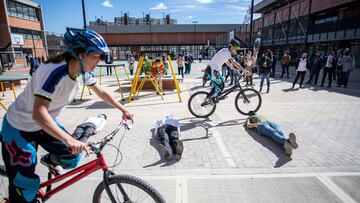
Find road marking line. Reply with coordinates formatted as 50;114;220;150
317;175;357;203
209;123;237;168
176;176;182;203
181;176;188;203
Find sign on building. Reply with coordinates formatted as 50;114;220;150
10;33;24;46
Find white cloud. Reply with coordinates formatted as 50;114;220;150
196;0;213;3
150;2;168;10
102;0;113;8
187;15;193;19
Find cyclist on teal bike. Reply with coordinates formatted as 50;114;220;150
0;28;133;203
204;39;249;104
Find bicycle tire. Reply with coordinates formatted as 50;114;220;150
188;91;216;118
93;174;166;203
0;165;8;202
234;88;262;115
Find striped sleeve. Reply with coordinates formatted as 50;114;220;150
34;64;68;101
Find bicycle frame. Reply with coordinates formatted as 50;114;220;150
216;82;242;101
38;154;108;202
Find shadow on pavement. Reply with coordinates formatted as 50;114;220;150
143;129;178;168
86;101;126;109
243;125;292;168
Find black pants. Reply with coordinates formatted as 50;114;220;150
321;68;333;87
185;64;191;74
270;64;276;78
338;71;350;87
281;64;290;78
307;69;321;85
72;122;96;143
106;66;112;75
129;69;134;76
158;125;179;154
225;67;234;84
292;71;306;88
178;66;184;80
246;75;253;86
1;117;82;203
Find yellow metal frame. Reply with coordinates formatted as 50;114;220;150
128;55;182;103
0;101;7;111
1;82;4;97
80;86;92;101
167;55;182;102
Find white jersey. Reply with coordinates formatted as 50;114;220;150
154;116;180;135
82;116;106;133
6;62;97;132
209;48;232;71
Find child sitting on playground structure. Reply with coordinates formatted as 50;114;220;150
151;58;164;95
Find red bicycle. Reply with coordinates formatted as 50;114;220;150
0;120;166;203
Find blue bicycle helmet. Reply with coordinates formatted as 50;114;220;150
64;27;110;56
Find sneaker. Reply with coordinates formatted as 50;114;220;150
158;144;172;161
203;98;215;106
175;140;184;161
283;141;294;156
288;133;298;149
266;89;269;93
40;154;63;176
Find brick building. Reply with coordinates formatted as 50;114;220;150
237;0;360;67
0;0;47;69
89;24;241;60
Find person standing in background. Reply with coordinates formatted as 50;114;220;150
292;53;310;89
258;50;272;93
281;51;291;79
176;54;185;81
321;51;336;87
337;48;353;88
127;54;135;76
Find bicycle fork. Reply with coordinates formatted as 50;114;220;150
103;170;130;203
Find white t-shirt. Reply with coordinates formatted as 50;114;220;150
297;58;307;71
6;62;96;132
82;116;106;133
154;116;180;135
209;48;232;71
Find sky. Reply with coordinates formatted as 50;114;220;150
33;0;261;34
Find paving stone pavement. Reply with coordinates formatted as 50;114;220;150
0;62;360;203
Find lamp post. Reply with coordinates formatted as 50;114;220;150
82;0;87;29
249;0;254;49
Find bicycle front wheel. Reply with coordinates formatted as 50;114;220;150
0;165;9;202
188;91;216;118
93;174;166;203
235;88;262;115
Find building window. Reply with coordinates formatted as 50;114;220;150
6;0;39;22
10;27;42;40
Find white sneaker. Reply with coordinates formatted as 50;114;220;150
283;141;294;156
288;133;298;149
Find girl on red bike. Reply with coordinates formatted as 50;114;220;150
0;28;133;203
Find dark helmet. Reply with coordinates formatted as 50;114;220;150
229;39;241;50
64;27;110;56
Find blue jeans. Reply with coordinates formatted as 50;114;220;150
260;73;270;90
257;121;287;145
209;71;225;98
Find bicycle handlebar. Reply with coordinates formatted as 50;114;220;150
88;119;132;153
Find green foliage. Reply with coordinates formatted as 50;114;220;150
142;59;152;75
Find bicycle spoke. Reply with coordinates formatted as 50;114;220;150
235;89;262;115
188;91;216;118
